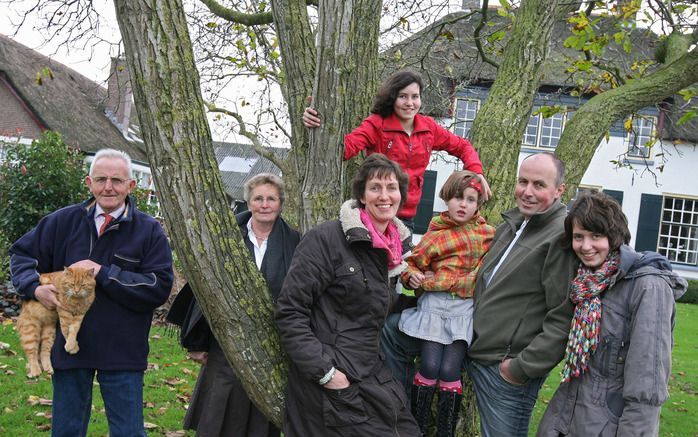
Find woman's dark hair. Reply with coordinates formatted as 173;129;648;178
563;190;631;250
351;154;409;209
370;69;424;118
439;170;486;207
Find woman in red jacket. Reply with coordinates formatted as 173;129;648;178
303;69;491;225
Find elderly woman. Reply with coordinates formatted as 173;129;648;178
275;154;420;436
537;190;687;436
169;173;300;437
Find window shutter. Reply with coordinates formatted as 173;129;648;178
413;170;438;234
635;194;662;252
602;189;624;206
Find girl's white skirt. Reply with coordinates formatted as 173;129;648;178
399;292;473;345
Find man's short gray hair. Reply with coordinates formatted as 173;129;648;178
89;149;133;179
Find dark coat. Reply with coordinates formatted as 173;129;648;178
537;246;687;437
10;196;173;371
168;212;300;437
275;200;420;437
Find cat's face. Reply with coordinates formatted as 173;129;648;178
62;268;96;298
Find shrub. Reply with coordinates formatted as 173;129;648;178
678;279;698;305
0;132;87;245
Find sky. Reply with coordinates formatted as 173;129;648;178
0;1;121;84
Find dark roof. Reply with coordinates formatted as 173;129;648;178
0;34;146;160
384;10;696;142
214;141;287;201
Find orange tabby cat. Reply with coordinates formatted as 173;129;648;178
17;267;96;378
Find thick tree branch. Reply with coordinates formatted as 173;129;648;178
200;0;318;25
557;46;698;196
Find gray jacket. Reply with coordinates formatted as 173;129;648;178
537;245;687;437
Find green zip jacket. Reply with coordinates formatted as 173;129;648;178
468;202;578;382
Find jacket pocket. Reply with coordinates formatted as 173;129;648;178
605;390;624;422
113;253;141;271
322;384;369;427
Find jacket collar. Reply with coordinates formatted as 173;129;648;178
338;200;411;278
381;113;430;134
501;201;566;231
83;195;134;223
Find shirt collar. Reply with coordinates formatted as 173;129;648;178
95;203;126;220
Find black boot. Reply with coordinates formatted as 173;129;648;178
411;384;436;435
436;390;463;437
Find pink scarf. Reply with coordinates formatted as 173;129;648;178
359;208;402;270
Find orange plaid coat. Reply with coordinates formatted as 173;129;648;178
402;211;495;298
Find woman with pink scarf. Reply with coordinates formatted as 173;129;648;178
275;154;420;436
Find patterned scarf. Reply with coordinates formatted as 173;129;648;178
359;208;403;270
560;250;620;383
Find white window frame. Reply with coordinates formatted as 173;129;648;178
626;115;657;159
453;98;480;139
657;195;698;266
523;106;567;149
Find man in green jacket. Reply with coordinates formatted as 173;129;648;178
380;152;577;437
467;152;577;436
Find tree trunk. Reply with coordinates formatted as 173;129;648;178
470;0;560;224
113;0;287;425
272;0;382;232
556;40;698;198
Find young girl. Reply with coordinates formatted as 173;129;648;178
399;170;495;436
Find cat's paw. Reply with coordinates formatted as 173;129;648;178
27;363;42;378
65;342;79;354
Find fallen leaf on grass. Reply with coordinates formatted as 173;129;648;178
145;402;155;408
36;424;51;431
151;334;161;340
147;363;160;371
165;377;186;386
166;431;186;437
5;369;15;375
3;319;14;325
144;422;159;430
4;407;13;413
181;367;193;375
0;341;10;350
157;406;167;415
176;394;189;404
3;348;17;356
27;396;52;406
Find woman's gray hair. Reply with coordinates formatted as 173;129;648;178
244;173;285;205
89;148;133;179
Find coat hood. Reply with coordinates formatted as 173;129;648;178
339;200;412;278
617;245;688;301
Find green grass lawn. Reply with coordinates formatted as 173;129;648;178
0;303;696;436
0;323;198;436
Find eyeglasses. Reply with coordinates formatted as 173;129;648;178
91;176;131;188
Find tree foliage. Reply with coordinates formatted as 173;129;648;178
0;132;87;245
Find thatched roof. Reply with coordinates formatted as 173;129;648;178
214;142;287;201
0;34;146;161
384;10;696;142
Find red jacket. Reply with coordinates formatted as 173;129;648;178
344;113;484;219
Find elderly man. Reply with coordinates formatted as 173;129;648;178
381;152;578;436
10;148;173;437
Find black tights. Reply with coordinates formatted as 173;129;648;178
419;340;467;382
